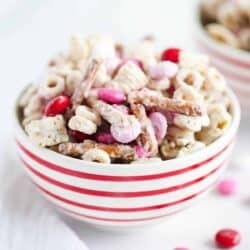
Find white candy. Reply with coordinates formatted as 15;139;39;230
149;61;178;80
81;148;111;164
25;115;69;147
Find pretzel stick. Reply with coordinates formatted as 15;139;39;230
128;89;203;117
71;59;103;110
130;104;158;156
58;140;137;160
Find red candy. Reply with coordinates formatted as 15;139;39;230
161;48;181;63
215;229;241;248
44;95;70;116
69;130;89;142
95;132;116;144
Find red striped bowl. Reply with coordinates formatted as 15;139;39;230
14;87;240;229
194;1;250;114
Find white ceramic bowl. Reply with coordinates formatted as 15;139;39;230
14;86;240;229
194;1;250;113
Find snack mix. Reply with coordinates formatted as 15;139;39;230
19;34;232;164
200;0;250;51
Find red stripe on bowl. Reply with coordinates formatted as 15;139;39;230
34;182;214;212
44;184;214;223
21;157;226;198
17;139;232;182
57;204;186;223
196;37;250;70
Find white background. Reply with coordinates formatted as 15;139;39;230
0;0;249;249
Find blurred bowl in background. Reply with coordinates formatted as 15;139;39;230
194;1;250;115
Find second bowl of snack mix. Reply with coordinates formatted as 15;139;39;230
14;34;240;229
195;0;250;111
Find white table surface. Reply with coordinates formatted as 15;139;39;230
0;0;249;249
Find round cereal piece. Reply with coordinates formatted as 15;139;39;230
206;23;239;48
39;74;65;99
203;67;226;93
175;68;204;90
81;148;111;164
173;84;204;105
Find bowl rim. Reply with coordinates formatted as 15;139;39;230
193;0;250;63
13;84;241;170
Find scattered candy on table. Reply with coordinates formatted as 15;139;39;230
215;228;241;248
217;178;239;196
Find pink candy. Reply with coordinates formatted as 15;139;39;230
135;145;148;158
217;178;239;196
98;88;126;104
95;132;116;144
110;117;141;143
149;112;168;141
149;61;178;80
